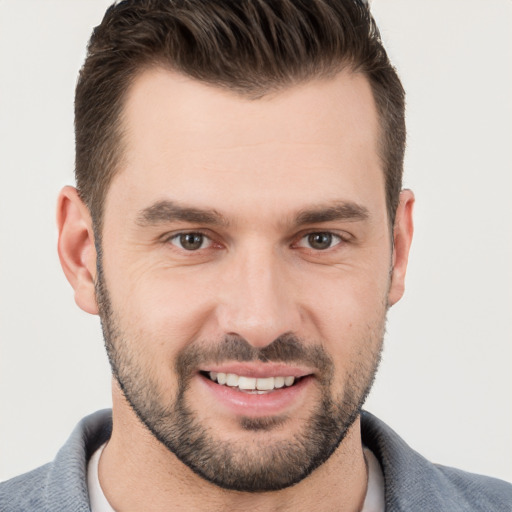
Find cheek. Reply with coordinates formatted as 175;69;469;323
108;265;220;356
300;266;389;375
303;262;390;329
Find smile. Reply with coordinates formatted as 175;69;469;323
206;372;298;393
198;366;313;416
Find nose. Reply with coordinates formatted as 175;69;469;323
216;245;302;348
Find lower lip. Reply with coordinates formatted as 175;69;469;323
198;374;313;417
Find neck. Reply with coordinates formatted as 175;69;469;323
99;386;368;512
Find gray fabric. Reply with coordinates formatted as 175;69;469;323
360;412;512;511
0;410;112;512
1;409;511;511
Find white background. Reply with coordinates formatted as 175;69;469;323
0;0;511;484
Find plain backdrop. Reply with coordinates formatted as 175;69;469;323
1;0;511;484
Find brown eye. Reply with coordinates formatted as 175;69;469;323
307;233;333;250
297;232;342;251
170;233;210;251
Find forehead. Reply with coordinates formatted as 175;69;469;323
107;67;384;222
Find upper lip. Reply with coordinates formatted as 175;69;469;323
200;362;314;379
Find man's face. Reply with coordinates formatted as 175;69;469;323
96;69;397;491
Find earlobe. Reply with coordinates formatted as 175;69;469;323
388;189;415;307
56;186;99;315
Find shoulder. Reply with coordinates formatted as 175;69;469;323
361;410;512;511
0;409;112;512
433;464;512;510
0;464;52;511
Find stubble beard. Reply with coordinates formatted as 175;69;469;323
95;261;385;492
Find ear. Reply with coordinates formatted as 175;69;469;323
56;186;99;315
388;189;415;307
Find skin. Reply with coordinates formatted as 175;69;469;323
57;68;414;511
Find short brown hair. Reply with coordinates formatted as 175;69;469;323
75;0;405;230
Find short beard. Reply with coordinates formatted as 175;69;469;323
95;259;384;492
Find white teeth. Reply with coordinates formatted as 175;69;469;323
256;377;275;391
238;376;257;390
274;376;285;388
226;373;239;387
284;376;295;387
207;372;297;391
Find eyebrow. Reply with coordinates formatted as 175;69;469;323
136;199;369;229
136;200;229;227
294;201;369;226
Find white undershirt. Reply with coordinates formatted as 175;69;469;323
361;447;386;512
87;444;385;512
87;444;115;512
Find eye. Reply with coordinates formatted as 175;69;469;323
169;232;212;251
297;232;342;251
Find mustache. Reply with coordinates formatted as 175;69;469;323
175;332;334;382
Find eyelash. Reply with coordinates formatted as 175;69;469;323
165;230;349;253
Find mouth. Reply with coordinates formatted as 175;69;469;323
196;363;315;416
201;371;303;394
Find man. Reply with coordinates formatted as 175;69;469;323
1;0;511;510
